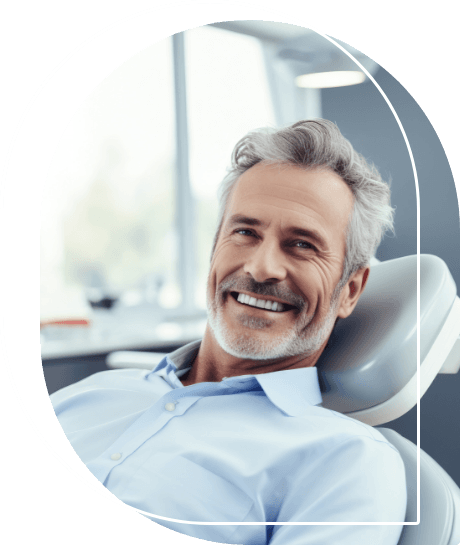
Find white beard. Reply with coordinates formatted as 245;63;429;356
206;278;342;361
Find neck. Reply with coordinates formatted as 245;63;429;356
180;324;323;386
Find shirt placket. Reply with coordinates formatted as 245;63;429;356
86;380;235;484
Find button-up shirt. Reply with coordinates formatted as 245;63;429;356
51;340;406;545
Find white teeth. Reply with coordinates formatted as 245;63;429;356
235;293;286;312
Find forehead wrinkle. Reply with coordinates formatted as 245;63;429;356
241;183;351;229
227;214;268;228
239;175;352;207
243;178;352;200
242;185;317;204
246;193;323;210
238;198;330;231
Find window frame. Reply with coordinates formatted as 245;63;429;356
41;24;309;358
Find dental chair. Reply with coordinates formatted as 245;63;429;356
107;254;460;545
316;254;460;545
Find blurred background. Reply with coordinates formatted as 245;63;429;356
41;22;459;482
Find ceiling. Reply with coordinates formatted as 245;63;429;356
210;21;378;75
210;21;313;43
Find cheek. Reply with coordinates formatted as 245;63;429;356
209;239;244;287
297;259;342;312
315;254;343;287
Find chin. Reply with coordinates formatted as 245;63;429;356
208;306;334;361
206;279;340;361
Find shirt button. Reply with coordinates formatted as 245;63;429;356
110;453;122;461
164;402;176;412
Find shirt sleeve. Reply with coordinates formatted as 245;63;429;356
268;434;407;545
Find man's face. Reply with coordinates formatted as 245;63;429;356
206;162;355;360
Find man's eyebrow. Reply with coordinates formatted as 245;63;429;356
227;214;267;228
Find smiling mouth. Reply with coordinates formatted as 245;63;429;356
230;292;296;313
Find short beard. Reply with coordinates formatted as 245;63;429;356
206;272;343;361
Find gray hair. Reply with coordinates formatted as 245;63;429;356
212;119;395;285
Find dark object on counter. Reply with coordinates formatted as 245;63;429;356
88;296;118;310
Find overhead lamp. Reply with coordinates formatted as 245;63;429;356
277;33;379;89
296;70;366;89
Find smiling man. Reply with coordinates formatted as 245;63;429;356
186;162;363;385
51;120;407;545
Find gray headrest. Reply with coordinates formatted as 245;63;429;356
316;255;457;414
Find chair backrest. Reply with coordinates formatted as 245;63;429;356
316;254;460;426
317;255;460;544
378;428;460;545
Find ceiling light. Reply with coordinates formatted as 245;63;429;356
277;33;379;89
296;70;366;89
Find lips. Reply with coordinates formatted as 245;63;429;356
230;291;296;312
217;272;305;314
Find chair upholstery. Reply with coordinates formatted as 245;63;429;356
378;428;460;545
316;254;460;544
316;254;460;426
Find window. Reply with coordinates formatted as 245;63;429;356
41;38;177;321
185;25;275;308
40;25;275;344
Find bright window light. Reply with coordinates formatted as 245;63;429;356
40;38;178;320
296;70;366;89
185;26;276;309
41;26;277;323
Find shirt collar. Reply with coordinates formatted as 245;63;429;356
254;368;322;416
146;340;200;388
167;339;201;372
150;340;323;416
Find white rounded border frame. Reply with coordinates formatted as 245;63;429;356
0;0;420;526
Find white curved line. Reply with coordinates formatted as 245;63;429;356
0;0;420;526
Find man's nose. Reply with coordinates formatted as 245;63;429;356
243;239;287;283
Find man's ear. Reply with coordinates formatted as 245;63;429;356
336;266;370;319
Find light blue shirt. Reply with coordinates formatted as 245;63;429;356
51;340;406;545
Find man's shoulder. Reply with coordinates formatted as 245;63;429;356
292;407;406;503
279;407;407;527
50;368;152;404
297;404;401;455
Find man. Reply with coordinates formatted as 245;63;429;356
51;119;407;545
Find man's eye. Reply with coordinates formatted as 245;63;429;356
294;240;315;250
235;229;254;237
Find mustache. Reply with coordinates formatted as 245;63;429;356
218;274;306;311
